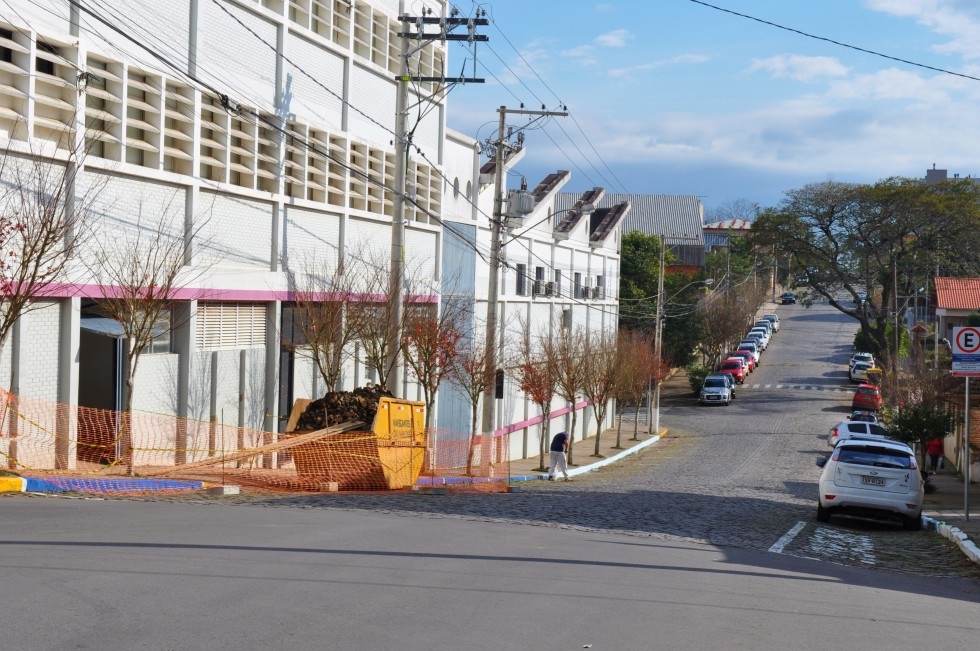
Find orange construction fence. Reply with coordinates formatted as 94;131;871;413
0;389;510;495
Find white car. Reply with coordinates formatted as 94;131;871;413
816;439;923;530
747;328;770;349
737;341;760;364
828;420;890;447
754;320;773;337
850;361;873;383
849;352;875;369
761;314;780;332
700;375;733;406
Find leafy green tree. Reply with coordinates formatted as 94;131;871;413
751;178;980;360
887;402;954;469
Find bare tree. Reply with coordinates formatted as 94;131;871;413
282;251;361;392
614;331;653;443
401;299;465;430
552;325;585;465
0;134;101;353
85;197;211;474
446;323;495;475
347;252;426;394
513;319;560;472
581;329;619;457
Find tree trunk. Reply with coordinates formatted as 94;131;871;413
631;400;640;440
615;409;623;448
593;411;604;456
466;400;478;475
538;402;551;471
567;407;578;465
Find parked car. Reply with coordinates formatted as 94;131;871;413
852;383;883;411
850;361;873;383
849;410;879;424
828;420;890;448
855;290;868;305
849;352;875;369
743;330;768;351
745;328;769;350
700;375;733;405
781;291;796;304
731;350;756;373
761;314;780;332
754;319;774;337
816;439;923;530
706;373;736;398
747;327;770;349
719;358;746;384
737;341;760;364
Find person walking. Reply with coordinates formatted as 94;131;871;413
548;431;570;481
926;437;944;474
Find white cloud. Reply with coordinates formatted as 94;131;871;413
608;54;711;79
594;3;615;13
746;55;850;82
561;44;597;65
866;0;980;59
596;29;632;47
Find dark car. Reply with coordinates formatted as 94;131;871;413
780;291;796;305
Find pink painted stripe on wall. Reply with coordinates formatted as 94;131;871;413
26;283;438;303
494;400;592;438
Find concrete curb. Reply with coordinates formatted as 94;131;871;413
510;430;666;483
924;516;980;565
0;477;26;493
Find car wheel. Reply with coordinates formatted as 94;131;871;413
903;514;922;531
816;504;831;523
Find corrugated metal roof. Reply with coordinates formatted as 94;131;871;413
935;277;980;310
703;219;752;232
558;192;704;246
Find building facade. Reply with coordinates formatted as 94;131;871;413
0;0;620;470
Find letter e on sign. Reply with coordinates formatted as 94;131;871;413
954;327;980;355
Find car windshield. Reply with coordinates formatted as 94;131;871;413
721;362;739;369
836;447;913;469
703;378;726;388
857;387;879;396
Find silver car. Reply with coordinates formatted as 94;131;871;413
816;439;923;530
699;376;732;406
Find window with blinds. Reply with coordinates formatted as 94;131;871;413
196;303;267;350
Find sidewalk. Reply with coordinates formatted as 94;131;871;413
923;469;980;562
507;369;697;482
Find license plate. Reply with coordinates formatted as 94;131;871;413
861;476;885;486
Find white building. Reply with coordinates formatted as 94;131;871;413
0;0;621;471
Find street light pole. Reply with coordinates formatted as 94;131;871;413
651;237;665;437
481;105;568;438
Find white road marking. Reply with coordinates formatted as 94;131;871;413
769;520;806;553
808;527;876;565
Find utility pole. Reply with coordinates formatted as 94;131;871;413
387;6;487;395
481;105;568;437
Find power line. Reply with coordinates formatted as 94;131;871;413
687;0;980;83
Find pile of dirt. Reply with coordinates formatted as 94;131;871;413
294;385;394;431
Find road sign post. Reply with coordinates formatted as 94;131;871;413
951;326;976;520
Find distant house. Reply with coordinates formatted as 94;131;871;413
934;277;980;337
703;219;752;252
557;192;705;272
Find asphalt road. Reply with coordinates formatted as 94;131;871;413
2;301;980;650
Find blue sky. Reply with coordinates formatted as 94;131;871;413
442;0;980;216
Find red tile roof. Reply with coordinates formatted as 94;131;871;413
935;277;980;310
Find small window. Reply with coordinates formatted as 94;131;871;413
35;42;57;75
595;275;604;299
143;317;173;354
573;272;582;299
453;177;460;198
516;263;527;296
554;269;562;297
